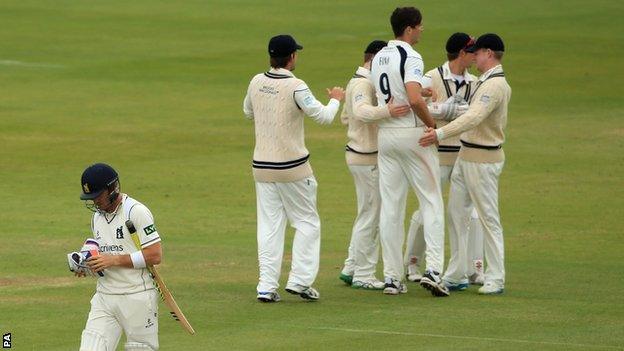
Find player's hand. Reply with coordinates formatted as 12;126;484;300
87;254;118;273
387;97;410;118
327;87;345;101
421;88;433;98
419;127;438;147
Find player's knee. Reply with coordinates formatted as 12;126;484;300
125;342;157;351
80;329;109;351
293;220;320;237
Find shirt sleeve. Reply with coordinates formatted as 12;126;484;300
420;72;433;89
439;83;502;140
403;56;424;85
243;88;254;120
129;204;161;249
351;81;390;123
293;83;340;125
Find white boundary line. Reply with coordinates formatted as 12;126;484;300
315;327;623;350
0;60;64;68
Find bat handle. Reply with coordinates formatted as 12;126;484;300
125;220;136;234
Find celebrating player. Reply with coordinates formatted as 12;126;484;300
77;163;163;351
339;40;410;290
404;32;486;288
243;34;345;302
419;33;511;295
370;7;448;296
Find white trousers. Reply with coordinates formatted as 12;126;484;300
255;176;321;293
342;164;381;280
80;290;159;351
443;159;505;286
405;164;485;275
378;127;445;280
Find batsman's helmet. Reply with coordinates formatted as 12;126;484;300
80;163;119;200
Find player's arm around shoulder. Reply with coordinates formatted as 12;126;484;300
351;79;387;123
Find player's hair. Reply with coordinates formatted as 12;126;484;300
390;7;422;37
447;52;460;61
493;51;504;60
270;56;291;69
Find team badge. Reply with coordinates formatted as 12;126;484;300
83;183;90;193
116;226;124;239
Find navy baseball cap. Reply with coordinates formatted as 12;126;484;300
446;32;476;54
474;33;505;52
268;34;303;57
80;163;119;200
364;40;387;54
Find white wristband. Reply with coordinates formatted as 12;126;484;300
130;251;146;269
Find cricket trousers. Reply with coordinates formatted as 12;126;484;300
377;127;445;281
405;164;485;276
80;289;159;351
443;158;505;286
255;176;321;293
342;164;381;281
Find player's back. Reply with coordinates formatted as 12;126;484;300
371;40;424;128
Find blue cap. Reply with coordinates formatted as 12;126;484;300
268;34;303;58
80;163;118;200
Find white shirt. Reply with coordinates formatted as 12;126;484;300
91;194;161;295
370;40;424;128
243;68;340;125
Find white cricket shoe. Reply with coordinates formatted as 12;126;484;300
352;279;385;290
257;291;281;303
285;283;320;301
383;278;408;295
420;269;450;297
478;282;504;295
406;264;423;282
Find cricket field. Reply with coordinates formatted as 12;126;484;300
0;0;622;350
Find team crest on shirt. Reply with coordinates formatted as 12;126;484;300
116;226;124;239
145;318;154;329
303;95;314;107
480;95;491;104
354;93;364;102
143;224;156;235
414;68;422;76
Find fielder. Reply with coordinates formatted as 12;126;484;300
371;7;448;296
339;40;410;290
404;33;486;288
419;33;511;295
243;34;344;302
76;163;162;351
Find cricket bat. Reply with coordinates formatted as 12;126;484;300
125;220;196;335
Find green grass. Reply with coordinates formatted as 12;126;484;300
1;0;623;350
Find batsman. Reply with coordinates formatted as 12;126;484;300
75;163;163;351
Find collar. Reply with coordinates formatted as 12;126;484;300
354;66;371;79
441;61;476;82
479;64;503;82
101;193;126;219
268;67;294;78
388;39;413;51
